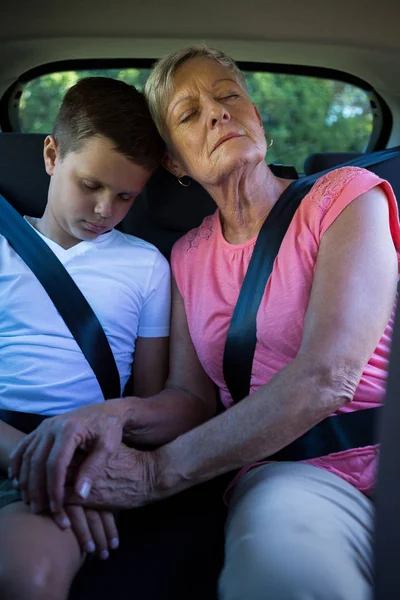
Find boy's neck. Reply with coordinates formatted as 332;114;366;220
33;210;81;250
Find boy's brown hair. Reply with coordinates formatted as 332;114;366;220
53;77;165;170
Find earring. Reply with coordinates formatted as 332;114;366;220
178;176;191;188
265;133;274;149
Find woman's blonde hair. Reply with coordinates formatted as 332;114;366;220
144;45;248;142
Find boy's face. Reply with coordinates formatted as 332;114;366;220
43;135;152;248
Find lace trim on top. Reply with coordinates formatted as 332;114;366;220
183;214;215;252
307;167;366;210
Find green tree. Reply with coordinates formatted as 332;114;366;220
244;72;372;170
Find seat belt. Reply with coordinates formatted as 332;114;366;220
223;146;400;460
0;194;121;402
374;278;400;599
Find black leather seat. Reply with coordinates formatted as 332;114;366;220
0;133;49;217
303;149;400;203
303;151;363;175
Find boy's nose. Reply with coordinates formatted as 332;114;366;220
94;197;113;219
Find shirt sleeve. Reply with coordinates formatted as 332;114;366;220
137;250;171;338
307;167;400;253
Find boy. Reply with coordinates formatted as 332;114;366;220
0;77;170;600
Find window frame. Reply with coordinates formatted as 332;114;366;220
0;57;392;153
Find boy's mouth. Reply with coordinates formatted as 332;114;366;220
84;221;110;234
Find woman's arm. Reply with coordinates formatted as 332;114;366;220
153;185;398;494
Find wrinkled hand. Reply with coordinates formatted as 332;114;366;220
9;399;128;525
64;444;162;511
66;505;119;559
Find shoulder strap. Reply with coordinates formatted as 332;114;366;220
0;194;121;400
375;282;400;599
222;178;304;403
223;146;400;403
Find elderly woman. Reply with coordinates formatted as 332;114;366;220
10;46;400;599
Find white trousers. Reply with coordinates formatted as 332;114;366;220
219;462;374;600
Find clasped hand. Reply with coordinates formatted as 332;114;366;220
8;400;160;557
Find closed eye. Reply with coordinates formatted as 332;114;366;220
180;110;197;124
82;180;101;191
220;94;239;101
118;193;136;201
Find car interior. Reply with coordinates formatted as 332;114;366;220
1;0;400;598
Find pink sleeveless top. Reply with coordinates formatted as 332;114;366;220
171;167;400;494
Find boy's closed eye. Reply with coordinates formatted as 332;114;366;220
118;193;137;201
82;180;101;192
81;179;138;202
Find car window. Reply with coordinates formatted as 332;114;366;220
244;72;373;171
19;68;373;172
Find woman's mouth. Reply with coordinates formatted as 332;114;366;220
213;133;243;152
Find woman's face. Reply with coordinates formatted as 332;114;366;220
165;57;267;187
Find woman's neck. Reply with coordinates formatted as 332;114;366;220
207;162;294;245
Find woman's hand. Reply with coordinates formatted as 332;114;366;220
64;444;167;512
8;399;129;520
66;505;119;559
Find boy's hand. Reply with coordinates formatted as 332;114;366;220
8;399;129;514
65;505;119;559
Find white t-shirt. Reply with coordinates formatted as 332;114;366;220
0;217;171;415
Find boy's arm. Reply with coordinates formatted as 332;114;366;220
131;336;169;398
0;420;25;471
121;278;216;447
131;249;170;396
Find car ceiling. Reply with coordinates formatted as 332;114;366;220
0;0;399;119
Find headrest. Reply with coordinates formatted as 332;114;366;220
304;152;362;175
0;133;49;216
120;167;217;258
303;150;400;205
140;166;216;232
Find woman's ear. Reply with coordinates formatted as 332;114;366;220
253;105;263;128
163;152;187;179
43;135;59;176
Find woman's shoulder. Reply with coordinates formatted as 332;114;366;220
305;166;382;210
297;165;398;244
171;210;218;259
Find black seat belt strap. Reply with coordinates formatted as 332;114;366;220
374;289;400;599
222;177;304;403
0;194;121;400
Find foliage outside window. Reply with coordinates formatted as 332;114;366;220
19;68;373;172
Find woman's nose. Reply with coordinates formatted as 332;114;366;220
208;100;231;128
